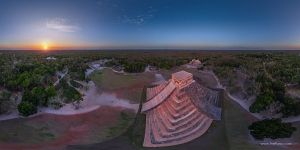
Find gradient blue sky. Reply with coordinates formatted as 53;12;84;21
0;0;300;50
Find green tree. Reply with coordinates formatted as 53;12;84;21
17;72;32;88
46;86;56;98
22;90;37;105
18;101;37;116
31;87;48;106
272;81;285;102
249;92;274;113
6;80;19;91
63;85;82;103
124;62;146;73
281;97;300;117
0;91;12;114
248;119;296;140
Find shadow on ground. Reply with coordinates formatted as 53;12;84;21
67;89;229;150
67;82;300;150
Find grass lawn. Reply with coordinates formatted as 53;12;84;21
91;68;153;90
90;68;154;103
106;111;136;139
0;118;57;144
223;93;262;150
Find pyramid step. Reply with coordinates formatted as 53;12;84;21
144;118;213;147
165;97;195;113
157;106;198;126
166;97;192;112
143;112;152;145
158;100;181;119
158;114;206;138
168;96;189;107
159;101;195;120
173;95;186;103
153;107;202;132
150;116;211;143
152;110;205;135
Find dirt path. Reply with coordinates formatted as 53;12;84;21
152;73;166;85
283;116;300;123
86;65;124;76
0;81;138;121
198;70;223;88
53;69;68;87
224;91;263;120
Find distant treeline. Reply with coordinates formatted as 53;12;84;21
0;51;299;117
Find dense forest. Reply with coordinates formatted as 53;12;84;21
0;50;299;138
0;51;193;116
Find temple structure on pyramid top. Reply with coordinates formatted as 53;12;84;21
141;70;221;147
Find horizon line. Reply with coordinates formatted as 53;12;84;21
0;49;300;51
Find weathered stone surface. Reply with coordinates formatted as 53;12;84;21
142;70;221;147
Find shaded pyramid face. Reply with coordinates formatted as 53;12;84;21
142;71;221;147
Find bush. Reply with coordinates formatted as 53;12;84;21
281;97;300;117
272;81;285;102
251;74;286;113
48;100;63;109
18;101;37;116
249;92;274;113
46;86;56;98
63;85;82;103
248;119;296;140
124;62;146;73
69;71;85;81
31;87;48;106
22;90;38;106
0;91;11;100
0;91;12;114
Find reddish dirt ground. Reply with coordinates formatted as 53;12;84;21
289;144;300;149
102;81;149;103
0;106;131;150
113;85;144;102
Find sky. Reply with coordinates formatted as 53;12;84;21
0;0;300;50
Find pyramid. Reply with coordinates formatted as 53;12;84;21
142;71;221;147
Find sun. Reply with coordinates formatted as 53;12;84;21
42;41;49;50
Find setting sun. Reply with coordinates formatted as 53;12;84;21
42;41;49;50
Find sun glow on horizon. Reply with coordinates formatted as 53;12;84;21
42;41;49;50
